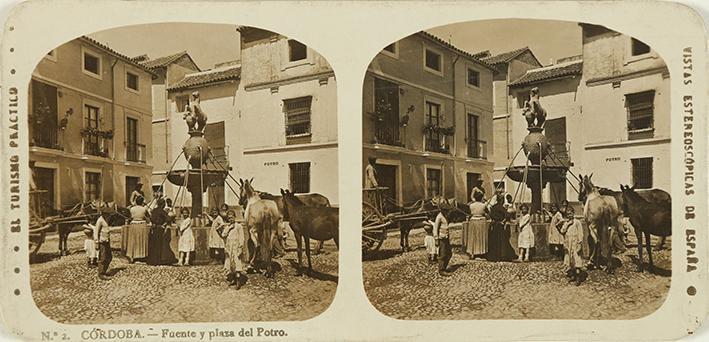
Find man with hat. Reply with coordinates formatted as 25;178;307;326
94;205;114;280
427;201;453;277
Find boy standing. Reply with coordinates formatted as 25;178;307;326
560;207;585;286
94;207;113;280
430;206;452;277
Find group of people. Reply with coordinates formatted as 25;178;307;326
422;184;590;285
80;182;253;288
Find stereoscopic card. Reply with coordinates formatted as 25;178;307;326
1;0;707;341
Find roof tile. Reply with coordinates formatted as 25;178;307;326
508;60;583;87
167;65;240;91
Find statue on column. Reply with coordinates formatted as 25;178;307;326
522;87;547;129
183;91;208;132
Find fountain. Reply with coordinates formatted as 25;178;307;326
165;91;230;264
504;87;569;258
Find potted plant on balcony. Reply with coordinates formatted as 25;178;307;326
368;98;392;122
441;126;456;136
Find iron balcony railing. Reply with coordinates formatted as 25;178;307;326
209;146;230;169
424;136;451;154
374;123;401;146
83;137;110;158
31;127;61;150
547;142;571;166
467;139;488;160
126;142;146;163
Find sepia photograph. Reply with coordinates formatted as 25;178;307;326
362;19;672;320
26;23;339;323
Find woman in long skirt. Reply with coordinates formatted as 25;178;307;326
560;207;585;285
547;203;565;260
222;210;247;289
487;193;517;261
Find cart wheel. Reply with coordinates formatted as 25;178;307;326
362;202;387;255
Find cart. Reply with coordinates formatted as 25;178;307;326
362;187;438;256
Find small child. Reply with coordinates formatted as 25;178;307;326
517;204;534;262
82;223;98;267
423;222;437;264
177;208;195;266
560;207;585;286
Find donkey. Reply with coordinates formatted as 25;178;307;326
620;184;671;273
258;191;331;253
280;189;339;276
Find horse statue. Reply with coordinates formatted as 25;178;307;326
578;174;622;273
522;87;547;128
280;189;339;276
620;184;671;273
238;178;282;278
183;91;208;132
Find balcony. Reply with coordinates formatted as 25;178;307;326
547;142;571;167
83;137;110;158
125;142;146;163
210;146;230;169
424;136;451;155
467;139;488;160
30;127;61;150
374;123;401;146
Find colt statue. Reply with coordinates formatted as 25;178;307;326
183;91;208;132
522;87;547;128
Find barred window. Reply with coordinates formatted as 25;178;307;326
84;105;102;156
284;96;312;143
625;90;654;140
632;158;653;189
85;172;101;201
426;168;442;198
289;162;311;194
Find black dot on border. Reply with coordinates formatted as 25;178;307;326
13;246;19;252
687;286;697;296
9;26;14;31
14;289;20;296
14;268;20;274
9;48;14;52
10;69;15;74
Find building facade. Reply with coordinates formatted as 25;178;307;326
135;51;201;197
362;32;496;206
235;27;339;205
29;37;154;215
575;24;671;193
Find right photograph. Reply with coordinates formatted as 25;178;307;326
361;19;671;320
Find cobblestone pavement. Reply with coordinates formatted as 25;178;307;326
31;230;338;323
363;227;671;320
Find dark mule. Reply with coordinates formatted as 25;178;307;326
56;201;130;256
280;189;339;275
257;191;331;253
396;198;468;252
620;184;671;273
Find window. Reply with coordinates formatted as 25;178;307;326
84;105;102;156
284;96;312;144
467;68;480;87
381;42;398;58
631;38;651;56
631;158;653;189
85;171;101;201
426;168;442;198
383;43;397;53
176;95;189;113
45;49;57;61
373;78;400;145
424;48;442;73
30;80;59;149
288;39;307;62
126;117;142;162
289;162;311;194
83;51;101;77
425;101;443;152
625;90;655;140
126;71;139;92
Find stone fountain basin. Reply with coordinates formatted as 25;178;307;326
506;165;568;183
167;169;229;190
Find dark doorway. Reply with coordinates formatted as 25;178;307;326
126;176;141;206
32;167;56;217
204;121;227;168
466;172;481;202
375;164;398;205
373;78;400;145
545;117;568;165
208;180;225;210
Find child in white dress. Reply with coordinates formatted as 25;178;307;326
423;222;437;263
517;204;534;262
82;223;98;267
177;208;195;266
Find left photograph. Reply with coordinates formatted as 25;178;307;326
27;23;339;323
